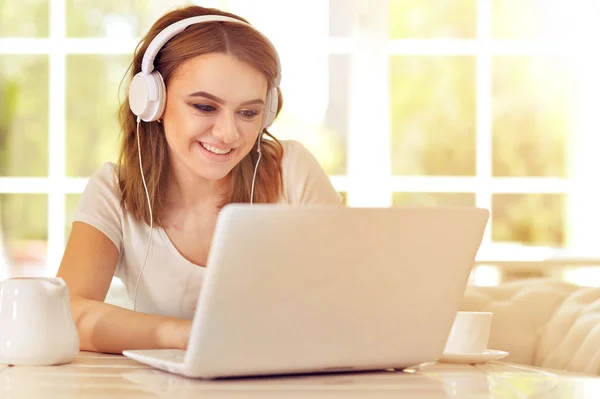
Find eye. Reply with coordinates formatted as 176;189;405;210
239;110;259;119
192;104;216;112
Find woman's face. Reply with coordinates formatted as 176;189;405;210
162;52;268;182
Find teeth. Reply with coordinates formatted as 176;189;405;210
201;143;232;155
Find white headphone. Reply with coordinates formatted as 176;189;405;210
128;14;281;131
129;15;281;311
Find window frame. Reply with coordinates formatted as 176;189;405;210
0;0;598;276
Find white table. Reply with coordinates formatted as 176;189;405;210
2;351;600;398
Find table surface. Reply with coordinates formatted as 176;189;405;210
2;351;600;398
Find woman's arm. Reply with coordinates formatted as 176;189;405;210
57;222;191;354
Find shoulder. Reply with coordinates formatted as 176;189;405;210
79;161;123;209
278;140;343;206
93;162;119;183
85;162;121;201
280;139;320;172
72;162;124;251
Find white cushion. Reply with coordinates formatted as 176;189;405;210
460;279;578;367
536;287;600;374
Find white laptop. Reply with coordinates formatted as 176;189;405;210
123;205;489;379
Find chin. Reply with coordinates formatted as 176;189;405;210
194;166;233;182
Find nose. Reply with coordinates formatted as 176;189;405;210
212;111;239;144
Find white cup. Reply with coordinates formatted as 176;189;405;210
443;311;492;354
0;277;80;366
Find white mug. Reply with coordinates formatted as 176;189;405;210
443;311;492;354
0;277;80;365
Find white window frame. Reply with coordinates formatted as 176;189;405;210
0;0;599;277
340;0;600;268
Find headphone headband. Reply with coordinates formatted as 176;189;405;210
129;14;282;125
141;15;281;83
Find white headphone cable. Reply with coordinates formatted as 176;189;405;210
133;126;260;310
250;134;262;205
133;116;153;312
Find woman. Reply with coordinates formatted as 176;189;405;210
57;5;342;354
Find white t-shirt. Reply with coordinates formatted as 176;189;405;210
72;140;342;319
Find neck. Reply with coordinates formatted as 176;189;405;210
164;157;228;211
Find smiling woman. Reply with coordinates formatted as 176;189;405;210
120;10;286;225
55;5;343;355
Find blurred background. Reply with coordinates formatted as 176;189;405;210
1;0;600;286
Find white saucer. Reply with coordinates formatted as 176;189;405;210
438;349;509;364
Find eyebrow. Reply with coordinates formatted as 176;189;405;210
187;91;264;106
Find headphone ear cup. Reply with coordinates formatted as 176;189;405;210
128;71;166;122
152;72;167;121
262;86;279;130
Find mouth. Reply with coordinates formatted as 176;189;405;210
196;141;236;162
199;142;233;155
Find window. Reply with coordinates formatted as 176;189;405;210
2;0;600;286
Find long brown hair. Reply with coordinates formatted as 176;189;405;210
117;6;284;226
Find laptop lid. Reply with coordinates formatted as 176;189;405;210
184;205;489;378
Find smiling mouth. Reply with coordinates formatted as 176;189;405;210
199;142;233;155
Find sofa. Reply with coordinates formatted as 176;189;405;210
461;278;600;374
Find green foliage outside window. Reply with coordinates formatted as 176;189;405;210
0;0;572;253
